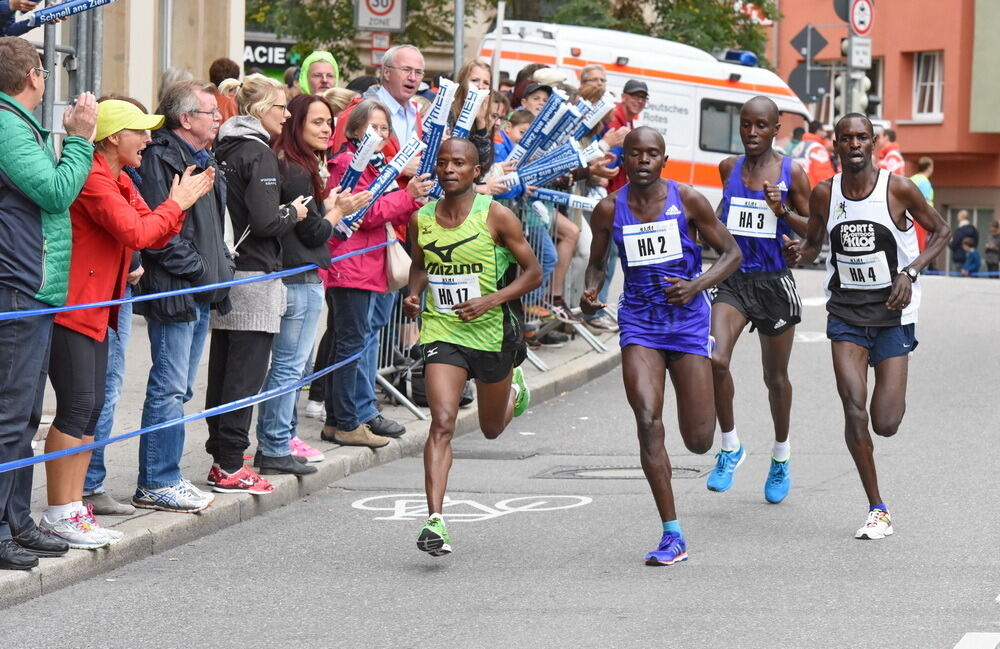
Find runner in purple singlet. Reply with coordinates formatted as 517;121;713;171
581;127;742;566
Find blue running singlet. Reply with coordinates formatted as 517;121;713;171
719;155;795;273
613;181;712;357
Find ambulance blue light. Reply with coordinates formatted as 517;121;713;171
723;50;759;67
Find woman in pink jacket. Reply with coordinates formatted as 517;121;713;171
318;99;432;448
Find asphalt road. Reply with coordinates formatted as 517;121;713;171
2;269;998;649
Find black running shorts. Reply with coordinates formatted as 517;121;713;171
713;269;801;336
421;341;526;384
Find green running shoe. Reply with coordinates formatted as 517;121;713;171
512;367;530;417
417;517;451;556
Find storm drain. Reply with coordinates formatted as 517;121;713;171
533;465;710;480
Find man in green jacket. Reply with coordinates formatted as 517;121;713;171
0;36;96;570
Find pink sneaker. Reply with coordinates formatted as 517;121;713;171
211;465;275;495
290;436;325;463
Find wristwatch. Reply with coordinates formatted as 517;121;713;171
900;266;919;281
775;203;792;220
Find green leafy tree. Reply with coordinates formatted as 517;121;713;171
651;0;778;63
548;0;650;34
531;0;779;66
247;0;486;76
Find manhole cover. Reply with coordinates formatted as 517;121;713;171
534;465;709;480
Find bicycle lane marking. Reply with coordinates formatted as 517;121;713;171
351;493;593;523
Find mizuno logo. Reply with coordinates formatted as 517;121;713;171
664;205;681;216
426;347;439;357
423;234;479;263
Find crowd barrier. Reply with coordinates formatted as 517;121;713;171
0;241;393;475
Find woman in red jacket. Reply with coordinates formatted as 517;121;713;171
39;99;215;550
319;98;432;447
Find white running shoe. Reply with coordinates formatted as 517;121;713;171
79;504;124;545
132;480;213;513
855;508;893;540
304;400;325;419
39;512;110;550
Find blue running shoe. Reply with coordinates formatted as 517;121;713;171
706;444;745;492
764;457;791;503
644;532;688;566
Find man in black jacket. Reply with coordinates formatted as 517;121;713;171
132;80;233;513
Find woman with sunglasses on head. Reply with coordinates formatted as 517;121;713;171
206;74;310;495
254;94;371;472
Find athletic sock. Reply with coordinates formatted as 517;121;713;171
511;383;521;398
428;513;443;522
870;503;887;512
662;520;682;536
772;441;791;462
46;502;80;522
721;430;740;452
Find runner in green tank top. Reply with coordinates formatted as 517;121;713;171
403;138;542;557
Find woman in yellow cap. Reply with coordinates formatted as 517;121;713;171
38;98;216;550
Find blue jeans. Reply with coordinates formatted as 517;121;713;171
84;288;132;495
138;303;210;489
324;288;383;431
0;287;52;539
255;282;324;457
526;225;557;304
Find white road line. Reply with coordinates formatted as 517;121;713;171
953;633;1000;649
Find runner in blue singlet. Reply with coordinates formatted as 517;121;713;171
707;96;812;505
581;127;742;566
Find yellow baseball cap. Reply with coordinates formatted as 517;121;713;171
95;99;165;142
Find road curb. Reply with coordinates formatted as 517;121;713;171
0;344;621;608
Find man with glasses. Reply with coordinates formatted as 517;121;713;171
579;64;607;91
607;79;649;194
0;36;97;570
332;44;425;161
297;50;339;94
130;80;234;514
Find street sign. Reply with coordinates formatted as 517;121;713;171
848;36;871;69
354;0;407;33
833;0;850;21
790;25;828;59
788;63;829;104
371;31;390;66
850;0;874;36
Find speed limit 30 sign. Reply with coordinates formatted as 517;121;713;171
355;0;407;33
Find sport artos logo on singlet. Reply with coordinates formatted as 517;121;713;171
824;169;921;327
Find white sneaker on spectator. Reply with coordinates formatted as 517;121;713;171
304;400;325;419
39;512;109;550
132;481;213;513
79;504;124;545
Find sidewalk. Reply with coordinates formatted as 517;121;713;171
1;319;621;607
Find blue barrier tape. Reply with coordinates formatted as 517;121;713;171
0;334;380;475
0;240;392;321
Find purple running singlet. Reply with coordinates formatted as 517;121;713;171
613;181;713;357
719;155;795;273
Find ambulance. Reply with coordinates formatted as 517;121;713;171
479;21;811;206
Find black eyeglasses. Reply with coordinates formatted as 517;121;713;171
191;109;222;117
27;67;49;80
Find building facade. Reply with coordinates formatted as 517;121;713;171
770;0;1000;250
